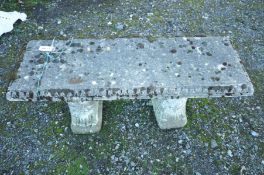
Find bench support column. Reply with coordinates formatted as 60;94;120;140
68;101;103;134
152;98;187;129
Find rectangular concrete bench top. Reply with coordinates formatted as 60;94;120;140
7;37;254;102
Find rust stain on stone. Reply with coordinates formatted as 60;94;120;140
69;76;83;84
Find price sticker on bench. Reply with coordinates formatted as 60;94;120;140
39;46;55;52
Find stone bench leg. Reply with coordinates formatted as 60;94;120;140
68;101;103;134
152;98;187;129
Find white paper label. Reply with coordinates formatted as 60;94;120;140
39;46;55;52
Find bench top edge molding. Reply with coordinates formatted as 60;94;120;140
6;37;254;102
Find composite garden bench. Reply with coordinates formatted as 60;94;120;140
6;37;254;134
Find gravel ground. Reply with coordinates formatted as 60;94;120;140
0;0;263;174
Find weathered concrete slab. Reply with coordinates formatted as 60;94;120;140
7;37;254;101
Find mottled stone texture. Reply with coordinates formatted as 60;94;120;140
6;37;254;102
68;101;102;134
5;37;255;132
152;98;187;129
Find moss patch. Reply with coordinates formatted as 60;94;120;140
185;98;225;144
0;0;49;11
54;156;89;175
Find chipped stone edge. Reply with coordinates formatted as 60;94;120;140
6;83;254;102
